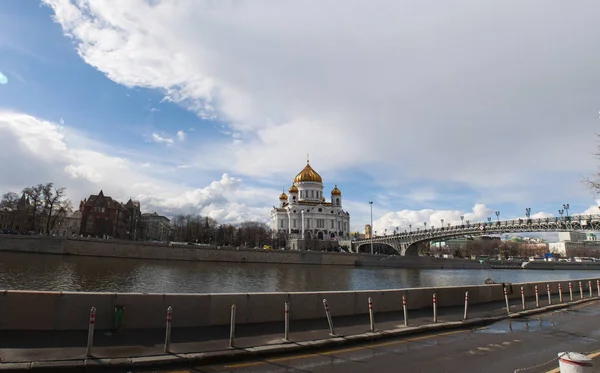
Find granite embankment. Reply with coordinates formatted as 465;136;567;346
0;235;489;269
1;278;596;331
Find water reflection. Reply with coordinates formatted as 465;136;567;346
1;252;599;293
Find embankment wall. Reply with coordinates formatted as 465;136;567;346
1;278;597;331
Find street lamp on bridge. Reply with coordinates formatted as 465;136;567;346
460;216;464;226
424;222;427;231
466;220;470;226
369;201;374;255
558;209;564;219
441;219;444;229
495;211;500;222
525;207;531;219
487;217;491;225
563;204;570;217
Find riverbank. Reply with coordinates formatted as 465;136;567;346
0;235;492;269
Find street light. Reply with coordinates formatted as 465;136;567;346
424;222;427;231
441;219;444;229
487;217;491;223
495;211;500;222
409;224;412;233
563;204;570;217
558;209;564;219
369;201;374;255
460;215;464;227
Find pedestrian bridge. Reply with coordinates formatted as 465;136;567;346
351;215;600;256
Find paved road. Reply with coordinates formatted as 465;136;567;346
143;301;600;373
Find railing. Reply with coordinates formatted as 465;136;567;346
354;214;600;245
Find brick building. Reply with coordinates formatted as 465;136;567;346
79;190;141;240
0;194;33;233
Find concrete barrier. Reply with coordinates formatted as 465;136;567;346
1;277;599;331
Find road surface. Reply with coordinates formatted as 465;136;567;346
142;300;600;373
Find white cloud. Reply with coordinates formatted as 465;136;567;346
176;130;186;141
0;111;274;225
151;133;173;144
41;0;600;199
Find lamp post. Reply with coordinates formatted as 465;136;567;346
424;222;427;231
558;209;564;219
466;220;470;227
495;211;500;222
441;219;444;230
563;204;570;218
460;215;464;227
369;201;374;255
487;217;491;225
409;224;412;233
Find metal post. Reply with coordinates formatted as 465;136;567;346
86;307;96;357
463;291;469;320
284;302;290;341
368;297;375;332
504;287;510;313
558;283;563;303
322;299;336;336
589;281;593;298
229;304;236;347
164;306;172;353
580;281;584;299
547;284;552;305
433;293;437;323
369;201;374;255
597;280;600;297
402;295;408;327
535;285;539;308
521;287;526;310
569;282;573;301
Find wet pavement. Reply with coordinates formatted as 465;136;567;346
139;300;600;373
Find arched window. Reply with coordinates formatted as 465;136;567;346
336;198;340;205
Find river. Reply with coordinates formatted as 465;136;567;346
1;251;598;293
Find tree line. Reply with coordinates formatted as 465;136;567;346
167;214;273;247
0;182;73;233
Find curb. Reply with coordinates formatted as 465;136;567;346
1;298;598;372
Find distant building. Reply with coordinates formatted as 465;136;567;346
549;240;600;258
79;190;141;240
364;224;372;239
558;231;587;242
47;210;82;236
141;212;170;241
0;193;32;233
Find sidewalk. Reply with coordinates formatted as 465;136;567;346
0;293;593;371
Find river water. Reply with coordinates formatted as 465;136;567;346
0;252;598;293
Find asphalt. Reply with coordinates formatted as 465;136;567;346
154;300;600;373
0;293;596;372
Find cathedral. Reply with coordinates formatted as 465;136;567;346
270;160;351;250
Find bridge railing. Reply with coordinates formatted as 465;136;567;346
354;214;600;243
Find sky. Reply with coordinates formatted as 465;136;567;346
1;0;600;238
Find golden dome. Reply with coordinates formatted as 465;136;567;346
321;196;326;202
331;185;342;195
279;191;288;200
288;185;298;193
294;161;323;183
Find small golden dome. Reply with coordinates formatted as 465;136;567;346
279;191;288;200
321;196;326;202
294;161;323;183
331;185;342;195
288;185;298;193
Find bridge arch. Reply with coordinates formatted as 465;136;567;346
356;242;399;255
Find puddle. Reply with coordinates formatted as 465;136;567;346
474;319;555;334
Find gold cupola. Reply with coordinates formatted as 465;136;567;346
331;185;342;195
294;161;323;183
279;191;288;200
288;185;299;193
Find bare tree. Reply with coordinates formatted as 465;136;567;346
42;184;72;234
0;192;19;229
22;184;45;232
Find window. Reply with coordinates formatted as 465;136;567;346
293;219;297;228
311;190;314;198
317;219;325;228
307;219;311;228
331;220;334;228
338;221;341;230
280;220;284;228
